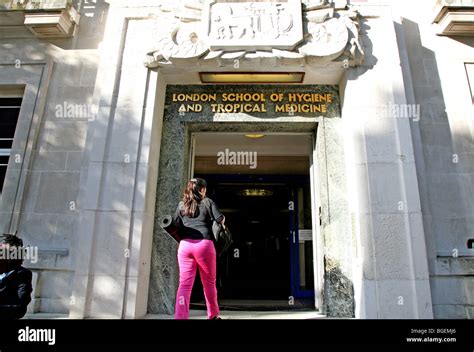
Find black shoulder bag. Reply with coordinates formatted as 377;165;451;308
203;198;233;256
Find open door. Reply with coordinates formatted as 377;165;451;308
190;132;322;310
289;187;315;299
309;131;324;310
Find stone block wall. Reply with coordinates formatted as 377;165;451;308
396;0;474;318
1;0;470;319
0;0;107;313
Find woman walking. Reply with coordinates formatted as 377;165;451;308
174;178;224;320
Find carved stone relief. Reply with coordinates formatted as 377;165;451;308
145;0;364;68
206;0;303;50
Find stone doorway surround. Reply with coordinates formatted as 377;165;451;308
69;0;433;319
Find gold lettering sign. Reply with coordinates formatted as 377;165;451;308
167;85;340;118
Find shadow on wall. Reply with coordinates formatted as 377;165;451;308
50;0;110;50
15;52;102;313
347;16;378;80
449;36;474;49
320;16;376;318
403;18;473;256
11;0;155;317
401;19;474;318
75;9;159;317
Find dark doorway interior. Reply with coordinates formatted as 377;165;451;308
190;174;312;308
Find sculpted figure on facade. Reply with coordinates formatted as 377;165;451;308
210;2;294;41
145;0;364;68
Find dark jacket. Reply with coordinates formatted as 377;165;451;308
174;197;224;240
0;266;32;319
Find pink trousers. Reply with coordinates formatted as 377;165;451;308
175;239;219;319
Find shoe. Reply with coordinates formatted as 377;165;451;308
210;315;221;320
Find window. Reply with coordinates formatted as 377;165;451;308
0;97;22;194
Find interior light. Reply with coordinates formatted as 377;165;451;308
200;72;305;84
239;189;274;197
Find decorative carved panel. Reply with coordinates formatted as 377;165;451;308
145;0;365;68
205;0;304;51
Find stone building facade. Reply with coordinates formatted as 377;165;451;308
0;0;473;318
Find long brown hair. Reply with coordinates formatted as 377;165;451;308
182;178;207;217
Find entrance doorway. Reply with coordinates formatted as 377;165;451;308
190;133;317;310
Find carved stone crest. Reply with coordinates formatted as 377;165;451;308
145;0;365;68
205;0;303;51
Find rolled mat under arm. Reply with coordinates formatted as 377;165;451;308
159;215;181;243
